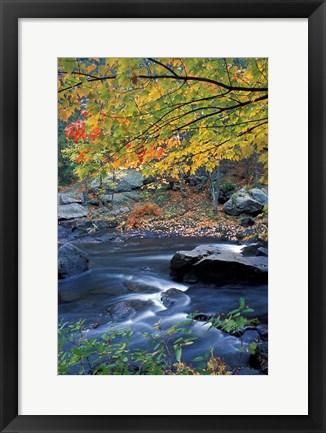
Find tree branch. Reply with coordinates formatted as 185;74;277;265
137;74;268;92
147;58;179;77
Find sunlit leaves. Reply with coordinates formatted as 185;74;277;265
58;57;268;184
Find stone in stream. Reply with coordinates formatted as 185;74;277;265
256;324;268;340
58;243;89;279
58;203;88;220
106;299;153;321
125;281;161;294
183;271;198;284
257;247;268;257
241;243;268;257
160;288;189;308
170;245;219;270
241;330;261;344
170;245;268;283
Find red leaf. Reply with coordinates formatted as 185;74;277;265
91;126;103;139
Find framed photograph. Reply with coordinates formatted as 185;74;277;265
0;1;325;432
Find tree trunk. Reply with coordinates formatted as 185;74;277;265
210;164;220;216
180;170;186;197
254;152;259;186
111;171;116;204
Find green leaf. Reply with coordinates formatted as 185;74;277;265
247;342;258;355
193;356;204;362
174;346;182;363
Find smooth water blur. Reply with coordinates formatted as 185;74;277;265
58;237;267;368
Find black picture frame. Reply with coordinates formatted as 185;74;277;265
0;1;325;432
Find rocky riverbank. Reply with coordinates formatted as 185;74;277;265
58;169;268;244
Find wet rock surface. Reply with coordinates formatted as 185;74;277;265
171;245;268;283
106;299;153;321
160;288;189;308
58;243;89;279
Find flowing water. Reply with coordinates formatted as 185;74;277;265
58;237;268;370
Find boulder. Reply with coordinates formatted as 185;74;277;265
58;192;82;205
106;299;152;321
58;218;86;229
102;191;139;204
58;203;88;220
257;247;268;257
171;245;267;283
183;272;198;284
250;188;268;205
58;225;76;242
223;187;268;216
170;245;219;270
256;324;268;340
241;243;268;257
91;169;144;193
58;244;89;279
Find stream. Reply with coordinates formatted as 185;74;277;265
58;236;268;372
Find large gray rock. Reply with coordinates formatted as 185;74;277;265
223;187;268;216
171;245;267;283
58;193;82;205
171;245;219;270
58;203;88;220
91;169;144;193
102;191;139;204
250;188;268;205
58;244;89;279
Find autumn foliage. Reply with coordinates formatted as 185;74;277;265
125;204;161;229
64;121;103;144
58;57;268;185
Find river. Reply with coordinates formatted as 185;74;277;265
58;236;268;372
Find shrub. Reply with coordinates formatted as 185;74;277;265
220;180;237;194
125;203;161;229
58;319;231;375
58;299;259;375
